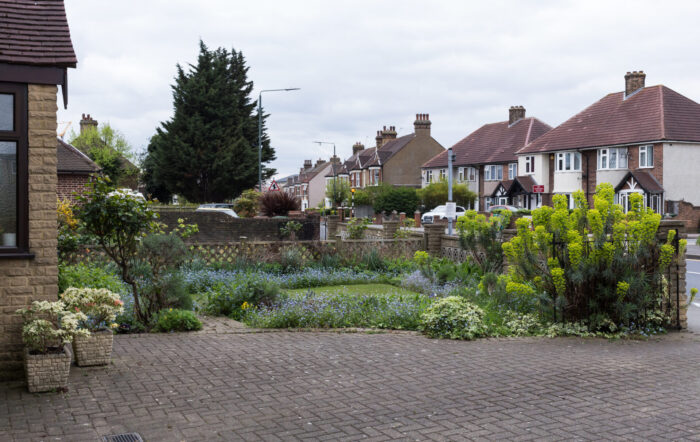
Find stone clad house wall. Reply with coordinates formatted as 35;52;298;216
0;84;59;380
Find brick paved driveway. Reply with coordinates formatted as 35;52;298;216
3;330;700;441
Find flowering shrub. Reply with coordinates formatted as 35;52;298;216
346;217;370;239
60;287;124;332
16;301;89;354
456;209;511;274
153;309;202;332
419;296;486;340
200;273;281;319
244;290;431;330
502;184;682;330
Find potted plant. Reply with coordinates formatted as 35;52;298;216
16;300;87;392
60;287;123;366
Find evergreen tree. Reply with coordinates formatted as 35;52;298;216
144;41;276;202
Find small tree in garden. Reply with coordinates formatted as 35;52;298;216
501;184;685;330
325;179;351;208
374;186;419;215
417;181;476;210
77;177;197;326
233;189;262;217
456;210;511;274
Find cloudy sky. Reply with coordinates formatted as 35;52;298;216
59;0;700;179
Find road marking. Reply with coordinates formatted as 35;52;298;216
689;271;700;275
693;302;700;309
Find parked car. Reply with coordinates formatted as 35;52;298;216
195;203;238;218
421;205;467;224
488;205;521;213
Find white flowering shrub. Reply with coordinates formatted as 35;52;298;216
420;296;485;340
60;287;124;332
16;301;89;354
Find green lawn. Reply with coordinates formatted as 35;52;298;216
286;283;421;297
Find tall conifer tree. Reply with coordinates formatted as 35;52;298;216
144;41;275;202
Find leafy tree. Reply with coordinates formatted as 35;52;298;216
373;186;419;215
417;180;476;210
143;40;275;203
325;179;351;208
68;123;137;186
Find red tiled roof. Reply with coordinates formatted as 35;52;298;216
614;170;664;193
519;85;700;154
0;0;77;67
423;117;551;168
513;175;538;192
57;138;100;174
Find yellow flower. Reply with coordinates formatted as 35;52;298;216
110;323;119;329
169;308;173;312
241;302;250;310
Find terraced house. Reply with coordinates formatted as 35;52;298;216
422;107;551;210
338;114;444;189
0;0;76;379
517;71;700;229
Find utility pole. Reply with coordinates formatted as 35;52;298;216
447;147;456;235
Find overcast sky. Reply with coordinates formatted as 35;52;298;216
59;0;700;179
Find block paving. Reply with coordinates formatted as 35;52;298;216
3;329;700;441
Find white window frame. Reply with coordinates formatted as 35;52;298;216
525;156;535;174
426;170;433;183
439;168;446;180
370;168;380;186
484;164;503;181
458;167;464;183
639;145;653;168
508;163;517;180
466;167;476;182
598;147;628;170
556;152;582;172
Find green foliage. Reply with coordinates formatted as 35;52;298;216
280;220;303;239
244;287;430;330
233;189;262;217
420;296;486;340
200;273;281;319
60;287;124;332
153;309;202;332
502;184;673;329
417;181;476;210
456;210;511;274
346;217;370;239
69;123;136;187
260;191;300;216
373;186;419;215
325;179;351;207
279;244;309;271
143;40;275;202
59;263;128;295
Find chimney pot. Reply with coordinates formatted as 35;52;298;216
624;70;646;96
508;106;526;125
414;111;432;137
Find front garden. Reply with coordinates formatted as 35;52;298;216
22;178;697;391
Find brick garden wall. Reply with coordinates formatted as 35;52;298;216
0;85;59;380
57;173;90;203
157;210;321;242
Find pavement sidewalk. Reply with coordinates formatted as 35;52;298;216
688;233;699;260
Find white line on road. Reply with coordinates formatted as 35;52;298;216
693;302;700;309
689;271;700;275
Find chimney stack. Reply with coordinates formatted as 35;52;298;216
330;154;341;164
380;125;397;147
303;159;313;170
375;130;383;149
79;113;98;134
508;106;526;125
353;141;365;155
625;70;646;96
414;113;431;137
315;158;326;167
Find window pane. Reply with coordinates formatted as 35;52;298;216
620;149;627;168
565;153;571;170
0;94;13;131
574;153;580;170
0;141;17;243
648;146;653;166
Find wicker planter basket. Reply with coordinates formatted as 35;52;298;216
73;329;114;366
24;344;71;393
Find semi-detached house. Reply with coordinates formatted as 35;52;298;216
517;71;700;229
421;107;551;211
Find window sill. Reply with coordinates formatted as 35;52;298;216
597;168;628;171
638;166;654;169
0;252;35;260
554;170;582;173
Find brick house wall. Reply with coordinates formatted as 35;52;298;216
57;173;91;203
0;85;59;380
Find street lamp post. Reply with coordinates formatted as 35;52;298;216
314;141;336;209
258;88;301;192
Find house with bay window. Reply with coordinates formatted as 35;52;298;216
517;71;700;229
0;0;77;380
422;106;551;210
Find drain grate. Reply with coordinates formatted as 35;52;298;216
102;433;144;442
